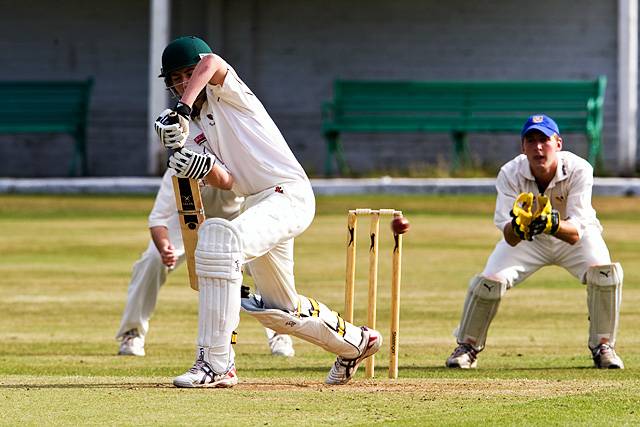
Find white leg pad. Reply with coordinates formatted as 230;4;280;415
455;275;506;351
195;218;244;373
586;263;623;349
241;294;364;358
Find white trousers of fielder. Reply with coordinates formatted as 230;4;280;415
115;215;185;340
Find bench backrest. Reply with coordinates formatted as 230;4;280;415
0;79;94;133
324;77;606;134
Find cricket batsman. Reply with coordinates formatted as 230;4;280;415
153;36;381;387
114;166;296;358
446;114;624;370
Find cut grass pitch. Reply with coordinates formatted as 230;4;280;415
0;194;639;425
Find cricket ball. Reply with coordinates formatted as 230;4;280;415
391;216;410;234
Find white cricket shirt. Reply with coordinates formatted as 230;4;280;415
494;151;602;238
196;67;309;197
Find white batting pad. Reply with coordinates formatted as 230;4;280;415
195;218;243;280
195;218;244;373
455;275;506;351
241;294;364;359
586;263;623;349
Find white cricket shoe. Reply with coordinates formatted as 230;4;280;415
118;329;145;357
592;343;624;369
269;333;295;357
445;343;478;369
173;358;238;388
325;327;382;385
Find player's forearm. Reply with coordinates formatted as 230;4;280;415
503;219;579;246
180;54;227;107
552;220;580;245
503;223;522;246
204;163;234;190
150;226;170;252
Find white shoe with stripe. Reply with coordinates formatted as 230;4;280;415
269;333;295;358
118;329;145;357
173;358;238;388
325;327;382;385
592;343;624;369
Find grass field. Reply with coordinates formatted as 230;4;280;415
1;193;639;426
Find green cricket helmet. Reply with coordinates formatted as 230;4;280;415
159;36;212;79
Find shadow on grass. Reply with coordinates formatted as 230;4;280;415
0;379;325;390
0;383;173;389
412;365;595;371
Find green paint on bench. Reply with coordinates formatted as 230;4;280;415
0;78;94;176
322;77;606;176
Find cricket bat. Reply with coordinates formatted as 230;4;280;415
172;175;205;291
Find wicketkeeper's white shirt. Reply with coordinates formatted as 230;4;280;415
196;67;309;197
494;151;602;239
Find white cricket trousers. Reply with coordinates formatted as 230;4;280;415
482;230;612;286
115;216;186;340
233;181;316;311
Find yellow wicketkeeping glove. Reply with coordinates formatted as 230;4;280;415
509;192;534;240
529;195;560;236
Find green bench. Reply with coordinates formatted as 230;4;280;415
0;78;94;176
321;76;607;176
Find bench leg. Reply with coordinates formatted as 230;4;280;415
587;132;603;173
79;133;88;176
67;149;79;177
325;132;349;177
451;131;471;173
69;130;88;177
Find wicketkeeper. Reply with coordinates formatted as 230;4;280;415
446;114;624;370
154;36;381;388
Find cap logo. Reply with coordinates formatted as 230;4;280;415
532;115;544;123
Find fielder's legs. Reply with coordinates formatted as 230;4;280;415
586;263;624;368
446;238;549;368
556;233;624;368
116;236;186;356
265;327;295;357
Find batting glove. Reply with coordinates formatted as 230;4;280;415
529;195;560;236
154;102;192;150
509;192;534;241
168;148;215;180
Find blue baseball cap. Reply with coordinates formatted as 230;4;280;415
521;114;560;138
